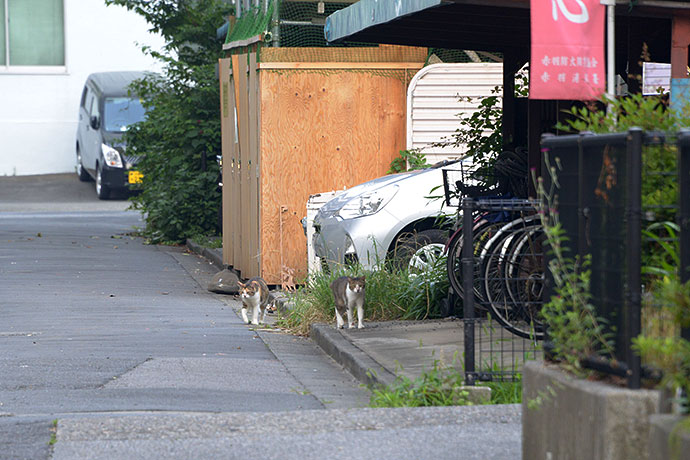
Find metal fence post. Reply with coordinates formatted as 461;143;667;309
680;131;690;342
626;128;643;389
462;198;476;385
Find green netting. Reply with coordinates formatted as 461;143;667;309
224;1;503;74
427;48;504;65
277;1;356;48
226;1;363;48
225;3;274;45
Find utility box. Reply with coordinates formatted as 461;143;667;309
305;191;343;275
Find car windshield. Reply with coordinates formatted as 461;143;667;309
103;97;147;132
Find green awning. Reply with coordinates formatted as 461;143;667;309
325;0;444;44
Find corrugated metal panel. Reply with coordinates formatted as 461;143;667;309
407;63;503;164
324;0;444;43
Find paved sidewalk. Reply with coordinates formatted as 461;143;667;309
186;240;537;392
186;241;468;388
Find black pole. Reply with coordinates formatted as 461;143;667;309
626;128;643;389
462;198;476;385
679;131;690;342
578;132;592;263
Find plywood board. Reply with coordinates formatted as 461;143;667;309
219;58;233;265
259;70;408;283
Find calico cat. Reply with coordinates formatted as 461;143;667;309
238;277;271;325
330;276;366;329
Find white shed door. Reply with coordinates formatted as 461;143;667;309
407;63;503;165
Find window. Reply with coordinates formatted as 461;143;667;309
0;0;65;67
88;93;99;119
104;97;147;132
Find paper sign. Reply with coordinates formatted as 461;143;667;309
530;0;606;100
642;62;671;95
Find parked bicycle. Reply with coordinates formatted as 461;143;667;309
443;151;545;340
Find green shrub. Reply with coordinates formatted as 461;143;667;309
556;92;689;224
106;0;232;243
387;149;428;174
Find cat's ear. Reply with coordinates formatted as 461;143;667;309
237;281;245;288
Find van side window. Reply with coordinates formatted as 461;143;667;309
89;93;100;119
85;90;95;117
80;86;89;108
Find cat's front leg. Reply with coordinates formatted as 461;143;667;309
335;309;345;329
241;307;250;324
346;307;354;329
357;302;364;329
251;305;260;325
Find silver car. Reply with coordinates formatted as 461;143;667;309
313;160;462;272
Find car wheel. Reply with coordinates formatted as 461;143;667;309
95;164;110;200
390;229;447;274
76;147;91;182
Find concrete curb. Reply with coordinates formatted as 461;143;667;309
186;239;224;271
311;323;397;388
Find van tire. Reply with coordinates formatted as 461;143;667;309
96;165;110;200
76;147;91;182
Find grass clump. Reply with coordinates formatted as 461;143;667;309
276;260;448;336
369;361;470;408
480;378;522;404
368;361;523;408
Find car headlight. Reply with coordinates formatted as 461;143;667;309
101;144;123;168
338;185;399;220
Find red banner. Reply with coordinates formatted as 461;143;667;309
530;0;606;100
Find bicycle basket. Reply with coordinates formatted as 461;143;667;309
442;163;502;207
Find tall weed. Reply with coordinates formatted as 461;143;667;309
277;260;448;336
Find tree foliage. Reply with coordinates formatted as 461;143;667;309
105;0;233;243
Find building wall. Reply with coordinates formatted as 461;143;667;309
407;63;504;164
0;0;165;176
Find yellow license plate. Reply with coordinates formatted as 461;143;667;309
128;170;143;184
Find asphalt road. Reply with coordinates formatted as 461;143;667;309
0;174;522;459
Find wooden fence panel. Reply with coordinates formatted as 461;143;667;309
219;58;234;265
230;55;242;269
247;52;260;278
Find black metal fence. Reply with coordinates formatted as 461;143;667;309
443;166;542;384
458;198;544;384
540;128;689;389
444;129;689;387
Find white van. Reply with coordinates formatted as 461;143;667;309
75;71;148;199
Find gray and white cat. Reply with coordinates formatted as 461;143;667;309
238;277;270;325
330;276;366;329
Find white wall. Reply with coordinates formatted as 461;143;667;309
0;0;165;176
407;63;504;165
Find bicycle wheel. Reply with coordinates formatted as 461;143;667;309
479;215;543;339
503;228;546;340
446;217;503;305
479;230;518;315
